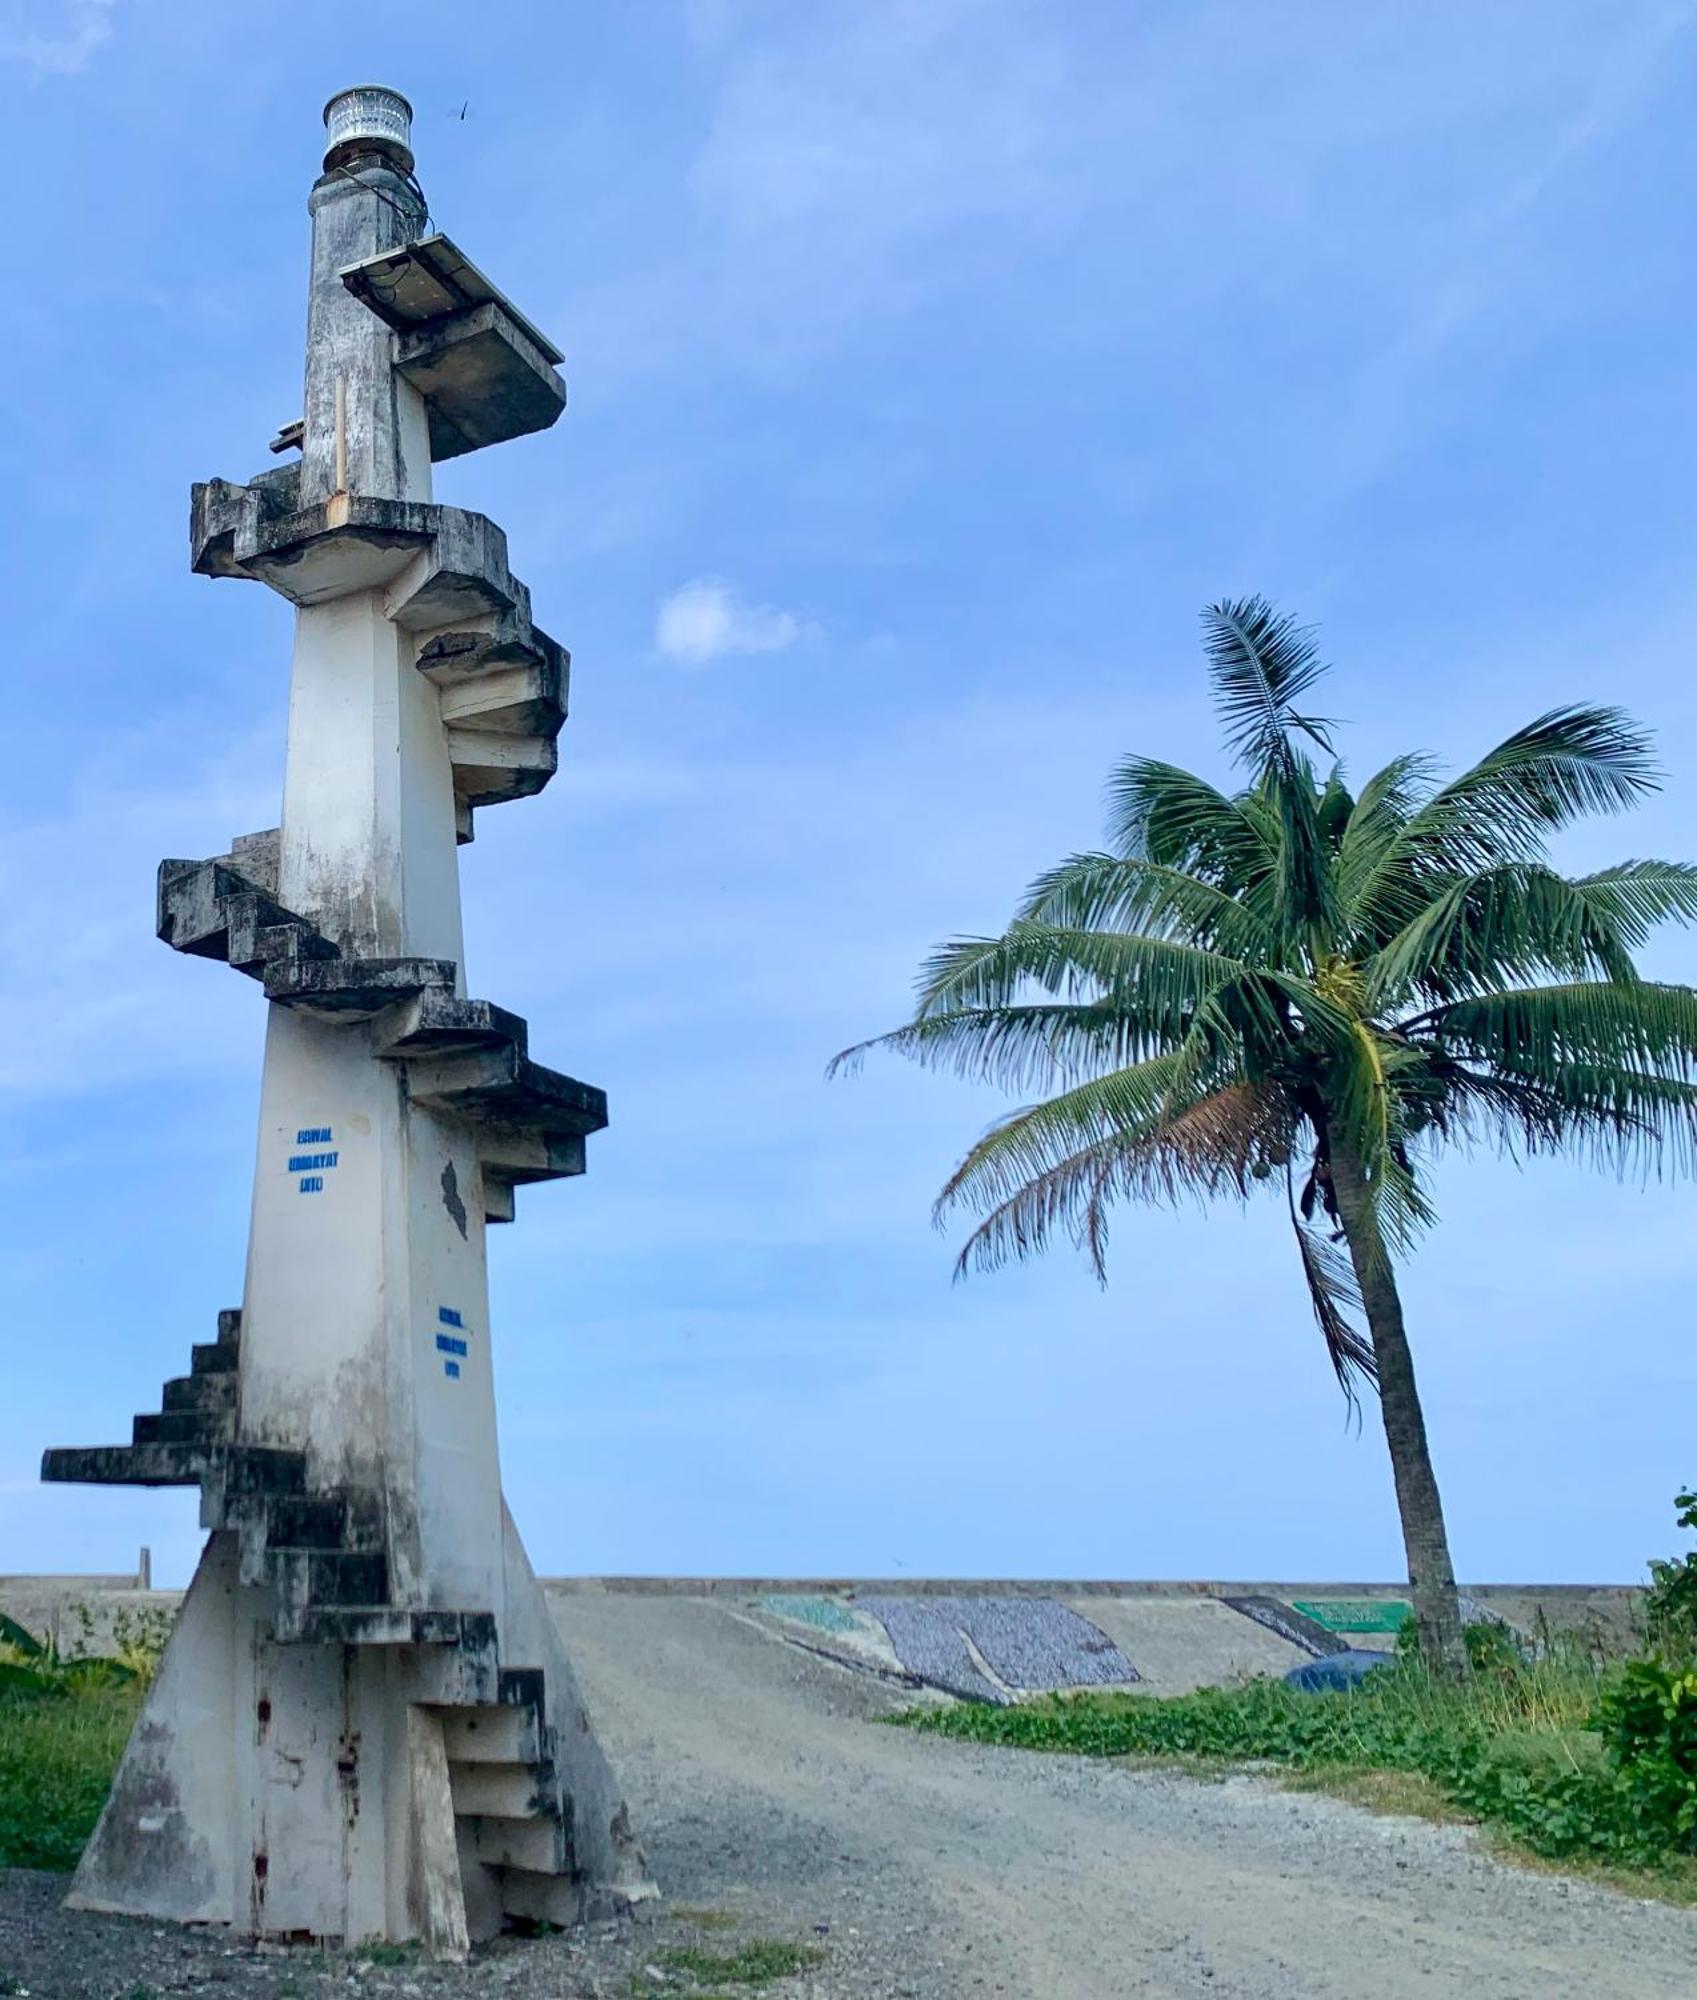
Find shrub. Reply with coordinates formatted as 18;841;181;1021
1594;1659;1697;1852
0;1605;158;1870
1644;1490;1697;1656
901;1632;1697;1868
0;1679;142;1870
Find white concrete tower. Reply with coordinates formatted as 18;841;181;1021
43;88;650;1950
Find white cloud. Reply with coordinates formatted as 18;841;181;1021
654;576;805;666
0;0;117;77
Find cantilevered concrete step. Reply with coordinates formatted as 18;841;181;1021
162;1372;237;1415
45;1306;246;1485
159;855;608;1217
476;1128;591;1225
409;594;568;830
383;509;520;633
373;989;529;1061
447;1761;556;1820
497;1869;587;1928
415;609;567;725
158;858;334;971
266;1548;389;1609
340;233;568;461
192;478;437;606
273;1603;500;1649
438;1702;544;1765
402;1045;606;1135
41;1441;304;1494
463;1814;570;1874
133;1408;236;1447
441;1670;587;1925
375;1009;605;1222
264;954;455;1015
442;729;557;810
159;857;455;1019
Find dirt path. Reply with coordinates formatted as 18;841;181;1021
557;1591;1697;1999
6;1590;1697;1998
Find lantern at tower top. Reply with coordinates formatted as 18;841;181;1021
323;84;415;175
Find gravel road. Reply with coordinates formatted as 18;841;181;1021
6;1589;1697;1998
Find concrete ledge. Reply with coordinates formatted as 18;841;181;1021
539;1576;1640;1600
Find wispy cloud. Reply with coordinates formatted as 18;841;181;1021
0;0;118;77
654;576;807;665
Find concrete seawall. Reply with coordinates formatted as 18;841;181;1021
3;1572;1642;1702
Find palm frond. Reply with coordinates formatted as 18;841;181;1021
1435;1061;1697;1180
1420;980;1697;1081
911;923;1253;1048
946;1081;1298;1281
826;1000;1168;1093
1201;596;1335;771
1568;861;1697;947
1104;757;1279;884
1016;852;1280;958
1285;1166;1376;1410
1334;752;1438;935
1248;751;1341;948
1349;707;1658;937
935;1056;1228;1220
1368;863;1640;1010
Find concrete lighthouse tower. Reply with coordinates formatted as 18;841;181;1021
43;88;650;1949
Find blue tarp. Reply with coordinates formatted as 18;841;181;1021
1283;1648;1394;1693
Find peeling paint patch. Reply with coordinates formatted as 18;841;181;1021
440;1159;467;1238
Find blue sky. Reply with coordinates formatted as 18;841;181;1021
5;0;1697;1589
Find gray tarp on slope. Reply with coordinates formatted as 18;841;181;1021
858;1595;1138;1703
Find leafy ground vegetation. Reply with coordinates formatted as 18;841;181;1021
0;1608;164;1872
635;1936;828;1995
901;1498;1697;1896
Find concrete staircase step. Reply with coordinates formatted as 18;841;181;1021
262;954;456;1016
498;1666;546;1709
42;1441;303;1493
438;1702;542;1765
464;1812;569;1873
447;1760;555;1820
496;1868;584;1928
269;1548;389;1608
190;1340;239;1375
163;1372;237;1413
272;1605;498;1648
133;1408;236;1447
263;1493;351;1549
373;989;529;1060
402;1047;606;1137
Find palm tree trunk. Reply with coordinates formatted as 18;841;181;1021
1326;1137;1468;1679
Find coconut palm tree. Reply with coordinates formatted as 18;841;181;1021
836;599;1697;1674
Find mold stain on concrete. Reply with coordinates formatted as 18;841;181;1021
85;1720;218;1914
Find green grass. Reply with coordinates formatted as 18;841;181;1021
896;1642;1697;1889
0;1680;142;1871
653;1939;826;1986
354;1940;419;1965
